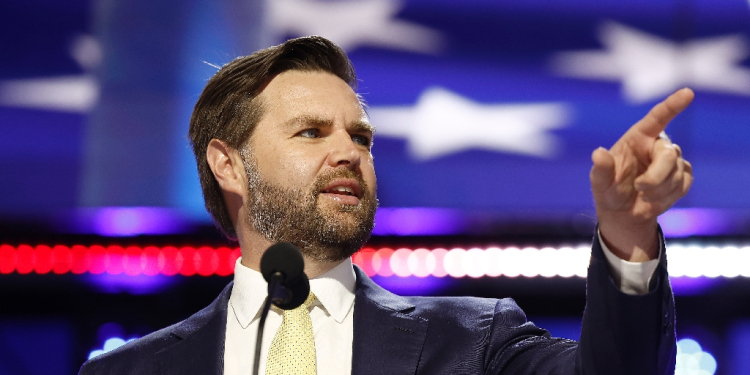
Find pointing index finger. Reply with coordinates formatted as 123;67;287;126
632;88;695;138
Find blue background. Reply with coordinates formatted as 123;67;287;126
1;1;749;374
2;0;749;232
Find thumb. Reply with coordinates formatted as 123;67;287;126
590;147;615;198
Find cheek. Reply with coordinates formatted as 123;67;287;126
362;157;377;192
276;149;325;188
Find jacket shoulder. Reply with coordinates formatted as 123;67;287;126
78;282;233;375
78;324;179;375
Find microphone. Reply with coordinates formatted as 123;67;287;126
260;242;310;310
254;242;310;375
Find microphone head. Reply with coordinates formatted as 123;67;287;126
260;242;311;310
260;242;304;283
274;273;310;310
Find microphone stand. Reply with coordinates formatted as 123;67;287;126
253;272;283;375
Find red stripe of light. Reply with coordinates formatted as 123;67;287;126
1;244;603;278
0;244;241;277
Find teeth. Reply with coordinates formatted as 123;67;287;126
330;186;354;195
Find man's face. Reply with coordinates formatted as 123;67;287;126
241;70;378;262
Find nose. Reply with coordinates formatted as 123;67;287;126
326;129;361;169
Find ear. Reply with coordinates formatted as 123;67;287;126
206;139;246;197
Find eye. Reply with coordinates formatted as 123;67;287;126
351;134;372;148
298;128;319;138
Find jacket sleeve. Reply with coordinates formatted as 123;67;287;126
578;226;675;374
484;227;676;375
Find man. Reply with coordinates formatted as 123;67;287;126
80;36;693;374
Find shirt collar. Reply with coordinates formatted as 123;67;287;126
229;257;356;328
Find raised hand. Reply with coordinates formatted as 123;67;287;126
590;88;695;262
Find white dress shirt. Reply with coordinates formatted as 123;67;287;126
223;237;661;375
598;230;661;295
224;257;356;375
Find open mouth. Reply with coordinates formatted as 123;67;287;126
319;179;363;204
324;186;356;196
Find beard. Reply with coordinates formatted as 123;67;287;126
241;151;377;262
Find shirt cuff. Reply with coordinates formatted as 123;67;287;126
597;229;661;295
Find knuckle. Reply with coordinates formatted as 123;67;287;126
660;145;679;161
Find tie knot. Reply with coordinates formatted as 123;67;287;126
280;291;316;319
301;291;316;309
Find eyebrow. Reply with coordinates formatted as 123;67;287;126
282;115;331;130
350;120;375;134
282;115;375;134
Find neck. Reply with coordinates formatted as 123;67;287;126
237;230;345;278
300;258;343;278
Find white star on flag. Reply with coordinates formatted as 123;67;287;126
267;0;445;54
367;87;571;160
551;21;750;103
0;76;98;113
0;35;101;113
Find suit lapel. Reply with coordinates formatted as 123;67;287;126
149;269;430;374
154;282;232;375
351;267;428;375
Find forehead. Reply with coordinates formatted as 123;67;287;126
257;70;368;125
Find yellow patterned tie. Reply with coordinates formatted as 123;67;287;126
265;292;317;375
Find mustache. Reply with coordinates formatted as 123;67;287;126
311;168;372;199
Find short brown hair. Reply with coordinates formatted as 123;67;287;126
188;36;357;239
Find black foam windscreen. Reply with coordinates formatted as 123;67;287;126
260;242;304;284
273;273;310;310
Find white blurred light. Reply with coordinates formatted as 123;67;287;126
0;76;98;113
88;349;104;359
390;248;412;277
702;247;722;278
676;338;717;375
102;338;126;352
519;247;542;278
444;248;467;278
267;0;445;54
0;34;100;113
464;248;488;278
408;248;433;278
499;247;522;278
88;337;137;360
538;247;559;278
577;246;592;278
485;248;503;277
552;21;750;103
70;34;103;70
369;88;570;160
718;247;741;278
431;248;448;278
374;244;750;280
739;247;750;277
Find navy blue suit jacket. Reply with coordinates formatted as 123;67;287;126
79;235;676;374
